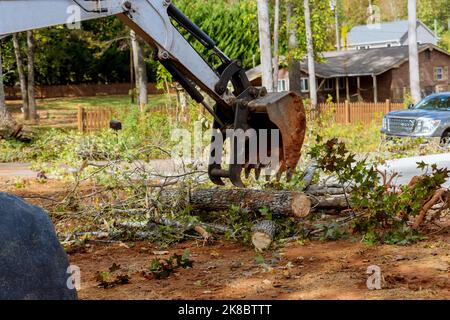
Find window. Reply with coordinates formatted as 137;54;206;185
301;78;309;92
414;95;450;111
338;78;345;89
434;67;448;81
324;78;334;90
277;79;288;92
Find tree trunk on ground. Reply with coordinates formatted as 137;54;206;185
273;0;280;92
13;33;29;120
408;0;421;104
0;45;21;139
159;188;312;219
257;0;274;92
130;30;148;111
304;0;318;109
286;0;302;95
27;31;37;121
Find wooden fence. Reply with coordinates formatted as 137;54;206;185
5;83;164;100
77;100;405;132
315;100;405;125
77;106;114;133
77;105;181;132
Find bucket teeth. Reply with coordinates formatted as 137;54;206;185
245;164;253;179
207;91;306;188
254;166;262;180
286;168;294;182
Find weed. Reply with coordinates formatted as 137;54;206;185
146;249;194;280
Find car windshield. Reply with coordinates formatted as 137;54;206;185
414;95;450;111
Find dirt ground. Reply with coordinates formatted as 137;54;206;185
1;177;449;300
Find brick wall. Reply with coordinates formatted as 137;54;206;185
391;48;450;100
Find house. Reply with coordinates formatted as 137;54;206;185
347;20;438;50
247;44;450;103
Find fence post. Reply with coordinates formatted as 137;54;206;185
77;105;85;132
345;100;351;124
385;99;391;114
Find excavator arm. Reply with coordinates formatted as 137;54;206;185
0;0;306;187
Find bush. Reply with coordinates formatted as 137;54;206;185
309;137;448;245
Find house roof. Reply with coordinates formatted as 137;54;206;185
347;20;437;46
246;44;450;80
303;44;449;78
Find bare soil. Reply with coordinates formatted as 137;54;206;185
1;177;449;300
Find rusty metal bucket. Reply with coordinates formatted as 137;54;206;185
248;91;307;180
208;90;306;187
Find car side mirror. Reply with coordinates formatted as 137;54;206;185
408;103;414;109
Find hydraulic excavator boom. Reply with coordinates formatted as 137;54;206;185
0;0;306;187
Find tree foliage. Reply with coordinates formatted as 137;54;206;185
174;0;260;68
1;0;447;87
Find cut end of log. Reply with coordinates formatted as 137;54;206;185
252;233;273;251
291;193;312;219
252;220;276;251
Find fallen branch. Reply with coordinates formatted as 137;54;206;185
413;189;449;229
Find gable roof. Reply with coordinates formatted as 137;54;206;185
303;44;449;78
347;20;437;47
246;44;450;80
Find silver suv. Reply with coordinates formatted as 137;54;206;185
381;92;450;145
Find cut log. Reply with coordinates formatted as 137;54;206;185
309;195;349;210
306;186;350;196
252;220;276;251
158;188;312;219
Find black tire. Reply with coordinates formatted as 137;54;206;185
440;130;450;148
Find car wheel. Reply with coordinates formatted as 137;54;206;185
440;130;450;148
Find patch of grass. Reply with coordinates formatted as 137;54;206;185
35;94;175;111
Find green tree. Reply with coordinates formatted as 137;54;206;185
174;0;260;68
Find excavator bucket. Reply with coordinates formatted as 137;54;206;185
248;91;307;180
209;91;307;187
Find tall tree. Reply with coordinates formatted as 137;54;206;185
408;0;421;103
130;30;148;111
273;0;280;92
0;46;6;112
27;31;37;121
0;44;19;138
257;0;274;92
12;33;29;120
330;0;341;50
286;0;302;94
304;0;318;108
